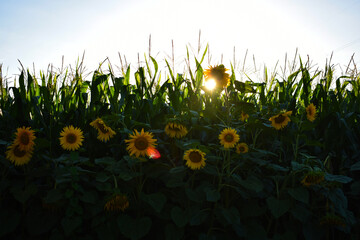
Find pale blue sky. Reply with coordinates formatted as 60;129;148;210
1;0;359;79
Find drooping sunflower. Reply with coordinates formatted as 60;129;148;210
236;142;249;154
204;64;230;89
104;194;129;212
301;171;325;187
6;143;33;166
219;128;240;149
90;118;116;142
164;122;188;139
125;129;157;158
269;111;292;130
306;103;317;122
13;126;36;151
183;149;206;170
239;111;249;122
319;213;346;228
59;125;84;151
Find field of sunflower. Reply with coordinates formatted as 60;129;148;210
0;49;360;240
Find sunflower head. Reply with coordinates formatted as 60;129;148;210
239;111;249;122
125;129;157;158
301;170;325;187
59;125;84;151
104;194;129;212
219;128;240;149
269;111;292;130
236;142;249;154
183;149;206;170
164;122;188;139
319;213;346;228
90;118;116;142
6;143;33;166
13;126;36;151
204;64;230;89
306;103;317;122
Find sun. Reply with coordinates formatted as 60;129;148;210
59;125;84;151
269;111;292;130
6;143;33;166
219;128;240;149
13;126;36;151
204;65;230;89
164;122;188;139
90;118;116;142
306;103;317;122
183;149;206;170
236;142;249;154
125;129;157;158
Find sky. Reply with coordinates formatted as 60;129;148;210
1;0;359;81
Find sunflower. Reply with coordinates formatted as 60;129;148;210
269;111;292;130
6;143;33;166
13;126;36;151
306;103;317;122
219;128;240;149
236;142;249;154
164;122;188;139
59;125;84;151
183;149;206;170
125;129;157;158
204;64;230;89
104;194;129;212
301;171;325;187
239;111;249;122
90;118;116;142
319;214;346;228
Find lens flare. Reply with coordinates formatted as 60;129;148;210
205;78;216;90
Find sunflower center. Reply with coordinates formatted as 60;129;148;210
225;134;234;142
20;133;30;145
211;69;224;81
134;137;149;150
189;151;202;163
97;122;109;134
239;147;245;152
169;126;181;132
274;114;286;124
66;133;77;144
14;145;27;157
308;108;313;115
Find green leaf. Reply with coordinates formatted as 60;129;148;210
189;209;209;226
350;161;360;171
290;204;311;222
44;189;63;203
95;157;116;165
165;223;184;240
61;216;82;236
80;191;98;204
204;186;220;202
325;173;352;183
0;208;21;237
266;197;291;219
118;215;152;240
96;172;110;183
287;187;309;204
142;192;167;213
233;174;263;193
171;206;188;227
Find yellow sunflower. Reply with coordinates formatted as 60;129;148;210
13;126;36;151
90;118;116;142
204;64;230;89
104;194;129;212
239;111;249;122
183;149;206;170
164;122;188;139
306;103;317;122
59;125;84;151
125;129;157;158
219;128;240;149
301;171;325;187
269;111;292;130
6;143;33;166
236;142;249;154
